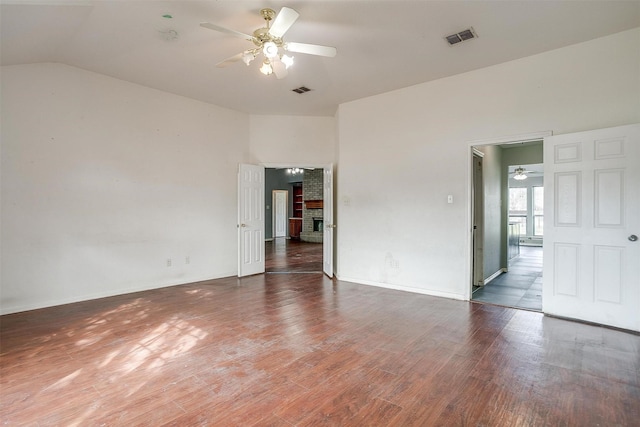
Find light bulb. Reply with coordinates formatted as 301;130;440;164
242;51;254;66
281;54;294;69
263;42;279;58
260;60;273;75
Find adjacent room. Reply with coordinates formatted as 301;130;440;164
471;141;544;312
2;1;639;425
265;167;324;274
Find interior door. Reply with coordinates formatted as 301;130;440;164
272;190;287;238
238;164;265;277
543;124;640;331
323;165;334;277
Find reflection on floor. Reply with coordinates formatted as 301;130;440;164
473;246;542;311
265;238;323;273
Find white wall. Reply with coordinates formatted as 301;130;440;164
336;28;640;299
249;115;336;165
0;63;249;314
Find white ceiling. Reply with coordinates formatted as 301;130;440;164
2;1;639;116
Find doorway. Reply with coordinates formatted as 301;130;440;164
469;136;546;311
265;167;325;274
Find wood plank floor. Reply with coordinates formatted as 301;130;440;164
2;274;639;425
266;239;323;273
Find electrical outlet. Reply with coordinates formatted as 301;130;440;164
185;256;190;264
167;258;172;267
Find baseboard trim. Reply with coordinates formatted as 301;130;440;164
335;275;466;301
484;268;507;285
0;272;237;315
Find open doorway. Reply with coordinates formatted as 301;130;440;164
265;167;324;273
470;139;544;311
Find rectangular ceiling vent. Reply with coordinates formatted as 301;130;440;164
445;27;477;46
292;86;312;94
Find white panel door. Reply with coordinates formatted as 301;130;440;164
323;165;334;277
543;124;640;331
272;190;287;238
238;164;265;277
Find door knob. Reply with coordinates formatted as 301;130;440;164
629;234;638;242
240;224;247;228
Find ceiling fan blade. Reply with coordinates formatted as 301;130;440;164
271;58;288;79
200;22;252;40
269;7;299;38
285;42;337;57
216;52;243;68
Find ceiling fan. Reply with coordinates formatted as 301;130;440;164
200;7;337;79
510;166;540;181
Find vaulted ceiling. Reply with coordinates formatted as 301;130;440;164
2;1;638;116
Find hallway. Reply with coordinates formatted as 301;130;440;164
472;246;543;311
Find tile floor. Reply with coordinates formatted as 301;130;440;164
472;246;542;311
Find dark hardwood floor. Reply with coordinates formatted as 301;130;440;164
2;259;639;425
266;238;323;273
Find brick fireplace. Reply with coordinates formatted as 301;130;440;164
300;169;323;243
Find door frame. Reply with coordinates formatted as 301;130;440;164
465;131;552;301
261;163;335;278
471;149;485;288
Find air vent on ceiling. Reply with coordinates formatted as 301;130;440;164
292;86;312;94
445;27;477;46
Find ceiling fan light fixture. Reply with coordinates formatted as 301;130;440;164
513;167;529;181
201;7;336;79
281;54;294;69
242;51;255;66
260;59;273;75
263;41;279;58
513;167;528;180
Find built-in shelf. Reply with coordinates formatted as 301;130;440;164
304;200;323;209
293;184;303;218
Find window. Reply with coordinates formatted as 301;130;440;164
533;187;544;236
509;216;527;236
509;187;527;236
509;185;544;238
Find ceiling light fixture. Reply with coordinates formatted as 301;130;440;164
287;168;304;175
200;7;336;79
281;54;294;68
242;51;255;66
513;167;528;180
259;59;273;75
263;41;279;58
